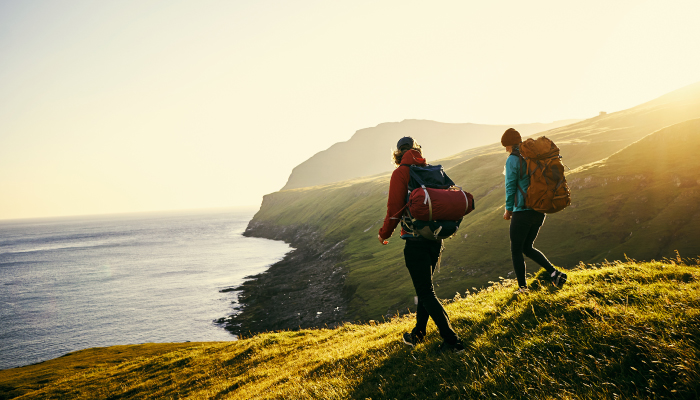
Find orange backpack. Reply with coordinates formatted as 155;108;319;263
517;137;571;214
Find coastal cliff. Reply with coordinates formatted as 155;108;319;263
219;221;351;335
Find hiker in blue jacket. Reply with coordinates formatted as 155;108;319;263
501;128;567;293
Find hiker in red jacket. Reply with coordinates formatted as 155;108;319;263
378;136;465;353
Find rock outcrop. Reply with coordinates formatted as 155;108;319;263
218;221;349;336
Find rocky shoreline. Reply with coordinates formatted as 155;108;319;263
217;221;350;336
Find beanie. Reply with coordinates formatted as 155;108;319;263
501;128;522;147
396;136;415;151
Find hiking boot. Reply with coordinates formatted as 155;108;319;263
513;286;529;295
551;270;567;288
438;340;465;354
402;332;424;347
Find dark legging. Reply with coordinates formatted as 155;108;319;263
510;210;556;287
404;239;459;345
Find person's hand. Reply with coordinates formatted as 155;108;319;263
378;234;388;245
503;210;513;220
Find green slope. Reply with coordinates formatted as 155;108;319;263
438;118;700;294
3;261;699;399
250;82;700;321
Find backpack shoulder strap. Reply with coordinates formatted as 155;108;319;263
517;154;528;179
400;164;427;189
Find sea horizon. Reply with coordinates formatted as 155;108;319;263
0;205;260;224
0;207;292;370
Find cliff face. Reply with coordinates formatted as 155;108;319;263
219;221;350;335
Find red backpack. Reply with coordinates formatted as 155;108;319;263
399;164;475;240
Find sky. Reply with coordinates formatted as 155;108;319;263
1;0;699;220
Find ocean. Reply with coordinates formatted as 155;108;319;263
0;208;291;370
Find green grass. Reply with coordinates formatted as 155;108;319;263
3;259;699;399
0;343;198;399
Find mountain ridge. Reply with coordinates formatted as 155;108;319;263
282;119;580;190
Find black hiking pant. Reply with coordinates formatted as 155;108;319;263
510;209;556;288
404;239;459;345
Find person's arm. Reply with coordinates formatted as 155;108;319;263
378;167;409;242
504;155;519;219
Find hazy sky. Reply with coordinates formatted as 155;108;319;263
1;0;699;220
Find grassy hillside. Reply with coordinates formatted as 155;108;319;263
249;82;700;320
437;118;700;296
3;260;699;399
282;119;579;190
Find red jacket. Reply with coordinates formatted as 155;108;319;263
378;150;427;240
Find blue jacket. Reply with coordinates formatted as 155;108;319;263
505;153;532;212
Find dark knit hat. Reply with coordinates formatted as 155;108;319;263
396;136;415;150
501;128;522;147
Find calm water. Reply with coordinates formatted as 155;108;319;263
0;208;291;370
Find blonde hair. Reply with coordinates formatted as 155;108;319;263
392;142;423;166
